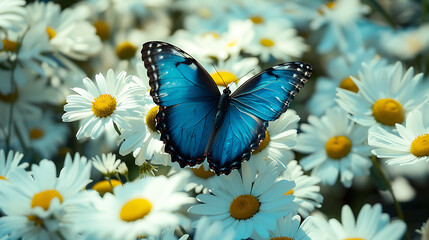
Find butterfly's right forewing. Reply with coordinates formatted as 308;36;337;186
142;41;220;167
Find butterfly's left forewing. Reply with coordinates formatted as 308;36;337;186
142;41;220;167
142;41;220;106
208;62;312;174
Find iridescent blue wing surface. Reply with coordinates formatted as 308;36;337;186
208;62;312;174
142;41;220;106
208;106;267;174
231;62;312;121
141;41;220;167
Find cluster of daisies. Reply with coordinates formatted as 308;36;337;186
1;0;429;239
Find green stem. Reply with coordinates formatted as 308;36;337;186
106;177;113;190
371;156;411;240
115;173;124;185
422;0;428;23
5;60;17;152
113;122;121;136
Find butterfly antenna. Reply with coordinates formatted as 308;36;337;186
212;64;228;87
237;69;255;82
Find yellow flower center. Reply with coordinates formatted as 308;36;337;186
0;176;6;180
229;194;260;220
260;38;275;47
29;128;44;139
372;98;405;126
284;188;294;195
0;89;18;103
318;2;336;14
31;189;63;211
325;136;352;159
210;71;238;87
146;106;159;132
202;32;220;39
27;215;44;227
116;41;137;60
339;76;359;93
46;27;56;40
92;179;122;196
93;20;110;41
91;94;117;118
192;165;215;179
344;238;365;240
1;39;18;52
250;16;264;24
326;2;336;9
120;198;152;222
271;237;294;240
58;147;72;159
197;7;212;19
410;134;429;157
253;131;270;154
227;40;237;48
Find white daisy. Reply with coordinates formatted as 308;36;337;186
92;153;122;177
307;48;386;116
118;102;171;166
248;109;300;175
0;73;62;130
245;21;307;62
118;64;170;166
66;174;193;240
0;0;26;31
62;69;145;140
417;218;429;240
0;149;27;181
294;106;372;187
282;0;324;29
19;112;69;159
228;0;291;28
188;163;297;239
180;0;230;34
112;0;170;18
277;160;323;217
171;19;255;62
368;106;429;165
336;62;428;130
310;0;370;53
171;162;218;194
252;214;314;240
25;2;102;60
0;24;58;94
189;217;237;240
312;204;406;240
0;153;92;240
379;24;429;60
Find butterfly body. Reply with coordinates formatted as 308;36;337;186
142;41;312;175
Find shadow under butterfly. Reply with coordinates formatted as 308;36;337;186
141;41;312;175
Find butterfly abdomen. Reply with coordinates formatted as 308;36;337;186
205;90;232;154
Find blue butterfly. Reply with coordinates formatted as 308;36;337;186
141;41;312;175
